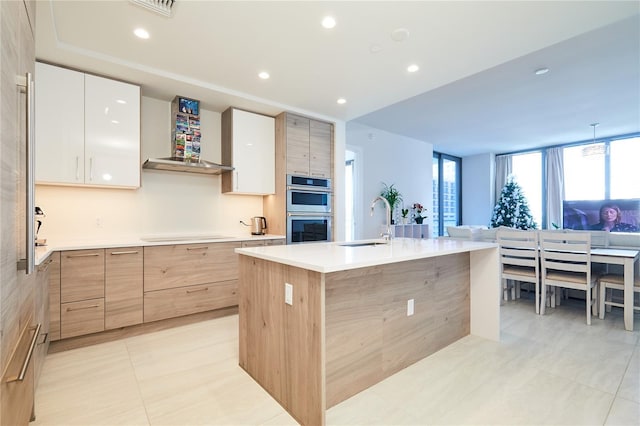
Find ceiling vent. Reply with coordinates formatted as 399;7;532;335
130;0;175;17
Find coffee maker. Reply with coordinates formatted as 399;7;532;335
35;206;46;246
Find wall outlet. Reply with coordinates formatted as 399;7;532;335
407;299;414;316
285;283;293;305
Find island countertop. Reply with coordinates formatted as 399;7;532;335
235;237;497;273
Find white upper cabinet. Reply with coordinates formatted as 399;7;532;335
35;63;141;188
35;62;85;184
84;74;140;187
221;108;275;195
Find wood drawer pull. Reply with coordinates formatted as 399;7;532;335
5;323;41;383
110;250;139;255
66;304;100;312
186;287;208;294
66;253;100;258
38;332;49;345
186;246;208;251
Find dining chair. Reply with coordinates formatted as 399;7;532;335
539;230;598;324
598;274;640;319
497;229;540;313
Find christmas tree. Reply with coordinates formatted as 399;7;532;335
491;176;537;229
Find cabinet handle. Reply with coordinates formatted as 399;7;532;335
89;157;93;181
235;172;239;190
66;253;100;258
4;324;40;383
15;72;35;275
186;287;208;294
110;250;139;255
38;259;53;272
76;156;80;181
38;332;49;345
186;246;208;251
66;304;100;312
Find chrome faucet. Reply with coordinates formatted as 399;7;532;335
370;196;392;241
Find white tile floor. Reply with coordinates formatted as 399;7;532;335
31;294;639;425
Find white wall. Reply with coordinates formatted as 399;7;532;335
462;153;495;227
35;96;263;241
346;122;433;239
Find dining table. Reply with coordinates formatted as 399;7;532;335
591;247;640;331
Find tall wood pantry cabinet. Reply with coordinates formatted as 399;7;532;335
0;1;38;424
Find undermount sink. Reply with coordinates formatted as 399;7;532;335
338;241;388;247
141;235;231;242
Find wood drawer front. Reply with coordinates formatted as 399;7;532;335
48;252;61;341
61;249;105;303
144;242;241;292
61;299;105;339
1;320;36;426
105;247;143;329
143;280;238;323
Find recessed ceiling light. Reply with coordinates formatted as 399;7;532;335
391;28;410;42
134;28;150;39
407;64;419;73
258;71;270;79
337;98;346;105
322;16;336;29
369;44;383;54
116;99;127;104
534;67;549;75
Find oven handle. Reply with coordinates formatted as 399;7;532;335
286;185;332;194
287;212;332;217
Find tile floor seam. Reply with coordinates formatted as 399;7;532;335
124;339;153;426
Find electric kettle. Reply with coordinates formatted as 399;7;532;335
251;216;267;235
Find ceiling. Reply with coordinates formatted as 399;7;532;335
35;1;640;157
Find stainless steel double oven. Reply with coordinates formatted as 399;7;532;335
286;175;332;244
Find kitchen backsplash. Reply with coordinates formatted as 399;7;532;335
35;96;264;241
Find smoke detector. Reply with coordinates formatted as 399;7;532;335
130;0;175;17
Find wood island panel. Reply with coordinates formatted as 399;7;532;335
239;256;324;426
238;250;477;426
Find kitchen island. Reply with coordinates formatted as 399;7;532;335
236;238;499;426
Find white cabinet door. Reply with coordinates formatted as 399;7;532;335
35;62;85;184
224;108;275;194
84;74;140;187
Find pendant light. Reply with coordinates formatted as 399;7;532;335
583;123;605;157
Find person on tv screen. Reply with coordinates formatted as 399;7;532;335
590;203;639;232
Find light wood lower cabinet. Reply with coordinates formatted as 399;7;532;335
61;249;105;303
48;252;61;341
105;247;143;329
50;239;258;339
144;242;240;292
144;280;238;323
60;299;105;339
35;255;53;386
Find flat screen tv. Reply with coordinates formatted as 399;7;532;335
563;199;640;232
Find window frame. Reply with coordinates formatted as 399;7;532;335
433;151;462;236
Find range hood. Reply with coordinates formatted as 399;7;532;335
142;157;234;175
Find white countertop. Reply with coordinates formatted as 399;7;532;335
35;233;285;265
235;238;498;273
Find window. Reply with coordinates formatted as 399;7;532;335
432;152;461;237
511;152;542;228
564;143;606;200
610;137;640;199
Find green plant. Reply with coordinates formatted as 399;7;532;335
380;182;402;210
401;208;409;218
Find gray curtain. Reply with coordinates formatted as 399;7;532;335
546;147;564;229
494;155;512;205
